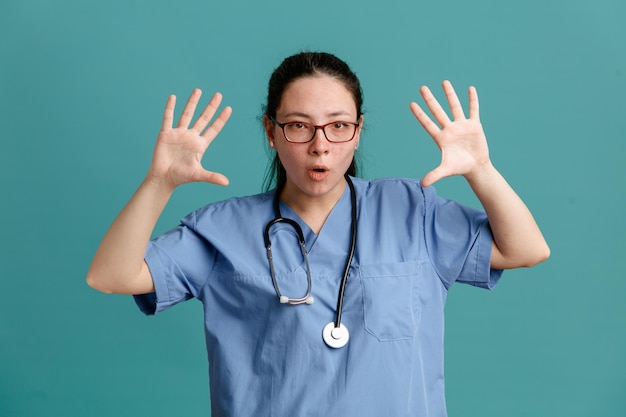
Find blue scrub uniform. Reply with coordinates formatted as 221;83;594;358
135;177;502;417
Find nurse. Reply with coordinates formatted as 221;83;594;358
87;52;549;416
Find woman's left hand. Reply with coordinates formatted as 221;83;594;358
412;81;550;269
410;80;490;187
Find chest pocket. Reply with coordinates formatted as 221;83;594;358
359;260;423;342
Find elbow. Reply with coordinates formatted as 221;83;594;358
539;244;552;264
86;263;154;295
86;270;114;294
524;243;551;268
493;241;551;270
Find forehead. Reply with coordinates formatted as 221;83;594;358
277;75;357;118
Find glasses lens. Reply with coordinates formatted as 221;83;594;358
284;123;314;143
324;122;356;142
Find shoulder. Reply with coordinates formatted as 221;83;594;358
351;176;435;202
182;191;275;229
349;176;440;222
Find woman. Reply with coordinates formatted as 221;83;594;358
87;52;549;416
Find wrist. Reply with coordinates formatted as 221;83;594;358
464;160;497;185
142;173;177;196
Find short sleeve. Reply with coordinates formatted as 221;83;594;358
422;186;503;290
133;211;217;315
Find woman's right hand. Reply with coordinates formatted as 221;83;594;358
147;89;232;190
87;90;231;294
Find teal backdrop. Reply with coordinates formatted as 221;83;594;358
1;0;625;415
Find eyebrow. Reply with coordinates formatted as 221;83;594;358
280;111;354;119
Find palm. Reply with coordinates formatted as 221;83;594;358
153;127;212;185
149;90;232;188
410;81;490;187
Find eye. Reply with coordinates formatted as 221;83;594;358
331;122;349;130
287;122;309;130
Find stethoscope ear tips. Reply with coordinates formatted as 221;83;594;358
279;295;315;304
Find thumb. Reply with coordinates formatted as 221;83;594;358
196;169;230;186
421;165;450;188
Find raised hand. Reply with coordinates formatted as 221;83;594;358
409;81;490;188
148;89;233;189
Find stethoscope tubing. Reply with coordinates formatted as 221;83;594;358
264;217;313;305
333;176;357;328
264;175;357;330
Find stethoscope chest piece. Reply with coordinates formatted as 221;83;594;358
323;321;349;348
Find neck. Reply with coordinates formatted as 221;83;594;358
279;178;347;234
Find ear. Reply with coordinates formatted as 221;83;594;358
354;114;364;149
263;115;276;147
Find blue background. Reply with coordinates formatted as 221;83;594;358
1;0;624;415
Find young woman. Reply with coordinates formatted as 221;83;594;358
87;52;549;416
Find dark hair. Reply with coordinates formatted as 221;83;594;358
263;52;364;191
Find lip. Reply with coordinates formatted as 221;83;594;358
308;165;329;181
310;164;329;172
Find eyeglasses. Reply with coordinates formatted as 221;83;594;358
269;116;359;143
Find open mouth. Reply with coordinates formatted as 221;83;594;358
309;167;329;181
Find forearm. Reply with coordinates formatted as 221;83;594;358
86;177;175;294
465;162;550;269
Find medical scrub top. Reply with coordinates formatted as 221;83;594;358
135;177;502;417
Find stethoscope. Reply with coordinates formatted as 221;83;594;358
263;175;357;349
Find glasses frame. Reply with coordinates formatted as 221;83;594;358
269;115;360;143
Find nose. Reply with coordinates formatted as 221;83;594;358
309;127;329;155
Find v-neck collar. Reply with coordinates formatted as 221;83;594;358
277;184;352;255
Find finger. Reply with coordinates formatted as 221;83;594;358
419;85;451;127
202;105;233;142
468;86;480;120
161;95;176;131
192;92;223;132
442;80;466;120
409;102;441;139
177;88;202;128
